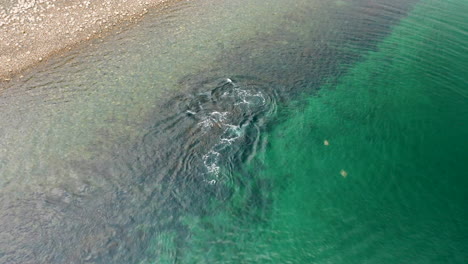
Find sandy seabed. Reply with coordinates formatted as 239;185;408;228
0;0;173;80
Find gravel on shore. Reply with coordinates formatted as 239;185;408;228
0;0;171;81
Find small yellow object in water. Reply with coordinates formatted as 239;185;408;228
340;170;348;178
324;140;329;146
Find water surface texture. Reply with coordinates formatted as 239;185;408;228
1;0;467;263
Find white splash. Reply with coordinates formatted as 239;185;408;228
200;78;268;185
203;150;221;177
197;111;229;132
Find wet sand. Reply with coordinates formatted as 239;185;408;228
0;0;173;80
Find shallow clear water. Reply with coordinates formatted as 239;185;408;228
1;0;467;263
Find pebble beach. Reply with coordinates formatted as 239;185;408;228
0;0;172;80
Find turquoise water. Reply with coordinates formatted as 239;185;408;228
0;0;467;263
174;0;468;263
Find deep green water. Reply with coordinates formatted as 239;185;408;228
173;0;468;263
0;0;467;263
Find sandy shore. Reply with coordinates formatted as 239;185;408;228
0;0;173;80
